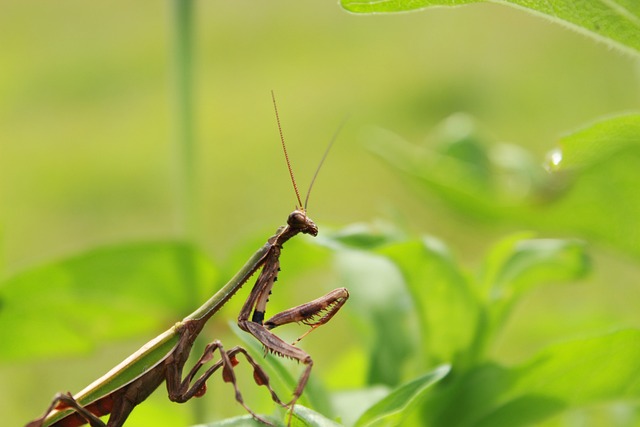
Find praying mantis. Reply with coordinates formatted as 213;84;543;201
26;93;349;427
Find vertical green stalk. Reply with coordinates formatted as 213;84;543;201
172;0;196;240
171;0;206;423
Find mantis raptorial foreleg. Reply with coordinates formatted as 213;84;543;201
265;288;350;345
238;286;349;414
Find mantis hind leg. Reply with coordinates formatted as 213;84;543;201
166;340;281;426
25;392;107;427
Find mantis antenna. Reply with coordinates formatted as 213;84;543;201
271;90;303;209
304;116;346;211
271;90;344;212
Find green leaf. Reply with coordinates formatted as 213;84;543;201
340;0;640;55
469;235;591;363
541;114;640;257
550;114;640;171
367;113;640;258
423;330;640;426
378;237;478;368
354;365;451;427
335;249;414;386
366;116;543;222
0;241;216;361
481;236;590;297
319;222;403;251
291;405;343;427
193;414;271;426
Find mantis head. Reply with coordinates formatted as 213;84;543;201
288;209;318;236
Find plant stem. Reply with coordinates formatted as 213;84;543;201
171;0;206;423
172;0;197;241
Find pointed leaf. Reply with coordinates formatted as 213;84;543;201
354;365;451;427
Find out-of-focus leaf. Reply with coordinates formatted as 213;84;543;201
366;116;543;221
366;113;640;258
336;249;413;386
483;237;590;297
540;114;640;257
319;222;403;250
354;365;451;427
470;235;591;362
331;387;390;427
378;237;478;367
118;394;192;427
0;241;216;361
551;113;640;171
423;330;640;427
340;0;640;56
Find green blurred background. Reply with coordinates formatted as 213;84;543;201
1;1;639;425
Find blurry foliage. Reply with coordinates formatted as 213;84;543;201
3;0;640;426
367;113;640;258
0;242;216;362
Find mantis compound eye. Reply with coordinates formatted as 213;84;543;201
287;211;306;226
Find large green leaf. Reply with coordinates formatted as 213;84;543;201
378;237;478;368
542;114;640;257
340;0;640;55
0;241;216;361
354;365;450;427
423;329;640;426
334;248;414;387
367;113;640;258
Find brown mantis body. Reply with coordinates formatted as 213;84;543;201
26;93;349;427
